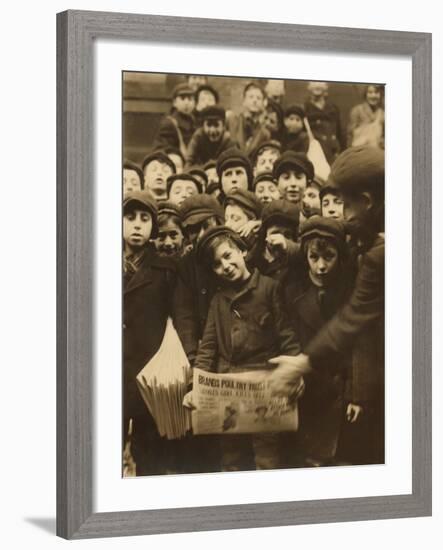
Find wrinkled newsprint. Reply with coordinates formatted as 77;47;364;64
192;368;299;435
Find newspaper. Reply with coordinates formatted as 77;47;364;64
191;368;299;435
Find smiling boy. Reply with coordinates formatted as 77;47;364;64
273;151;315;207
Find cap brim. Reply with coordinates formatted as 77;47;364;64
182;211;214;227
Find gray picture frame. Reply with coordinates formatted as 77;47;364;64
57;9;432;539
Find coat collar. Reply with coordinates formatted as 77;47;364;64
124;246;171;294
218;268;260;303
291;285;325;331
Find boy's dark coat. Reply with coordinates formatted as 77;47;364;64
226;112;271;155
123;248;176;421
194;269;300;373
153;111;195;151
186;129;237;167
304;100;344;164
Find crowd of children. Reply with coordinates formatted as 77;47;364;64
123;76;385;476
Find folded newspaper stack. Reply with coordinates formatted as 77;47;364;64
136;318;192;440
192;368;299;435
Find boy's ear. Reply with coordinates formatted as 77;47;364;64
361;191;375;211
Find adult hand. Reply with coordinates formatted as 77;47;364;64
267;354;312;396
346;403;363;423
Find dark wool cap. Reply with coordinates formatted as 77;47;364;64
141;151;177;174
261;199;300;232
284;104;305;119
327;146;385;195
200;105;225;121
299;215;345;243
206;180;221;195
166;173;203;196
252;171;278;190
204;159;217;171
196;84;220;103
273;151;314;182
179;194;224;228
249;140;282;164
123;190;159;238
319;183;341;201
172;83;195;98
188;166;209;186
224;189;263;219
216;147;253;187
195;225;247;264
123;159;144;188
157;200;182;220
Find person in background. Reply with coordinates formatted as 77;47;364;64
301;177;324;219
263;99;285;143
304;81;344;164
167;173;202;207
206;180;222;200
273;151;315;208
153;83;196;156
123;190;176;475
186;74;208;91
250;140;282;178
141;151;176;202
153;201;185;259
123;159;144;195
224;188;263;250
203;159;219;189
320;184;344;220
194;84;220;126
216;147;254;198
268;146;385;466
226;81;271;154
253;172;281;205
186;106;237;167
191;226;301;471
281;105;309;154
347;84;384;149
162;146;185;174
264;79;286;105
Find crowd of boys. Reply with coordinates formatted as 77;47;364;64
123;76;385;476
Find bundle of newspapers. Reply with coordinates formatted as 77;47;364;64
136;318;192;440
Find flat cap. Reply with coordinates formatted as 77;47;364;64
216;147;253;187
224;189;263;219
200;105;226;121
172;83;195;98
195;225;247;264
261;199;300;232
249;140;282;164
252;171;278;191
179;194;224;228
327;146;385;195
123;190;159;238
166;173;202;196
284;104;305;119
273;151;314;182
299;215;345;243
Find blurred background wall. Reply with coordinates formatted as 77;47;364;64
123;72;374;163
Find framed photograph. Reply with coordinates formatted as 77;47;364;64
57;10;432;539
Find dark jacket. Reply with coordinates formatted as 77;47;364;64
282;130;310;154
123;247;176;420
153;111;196;151
172;250;219;365
304;100;344;164
194;269;300;373
305;235;385;405
226;111;271;154
186;129;238;167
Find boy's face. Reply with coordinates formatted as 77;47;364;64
123;208;153;250
154;217;184;257
187;216;219;247
144;160;174;200
308;81;328;98
203;119;224;142
212;241;249;283
123;168;142;195
264;110;279;132
169;179;199;207
168;153;184;174
342;191;375;237
254;148;280;176
243;87;265;114
277;169;307;204
221;166;249;194
173;93;195;115
307;240;338;286
197;90;217;112
284;114;304;134
205;167;219;185
225;204;250;232
366;85;381;108
255;180;280;204
302;185;321;217
321;192;344;220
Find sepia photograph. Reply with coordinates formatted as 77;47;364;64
122;72;385;477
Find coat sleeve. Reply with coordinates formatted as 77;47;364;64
194;298;218;372
153;116;179;150
185;129;202;167
305;243;384;363
271;281;301;357
171;261;199;365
